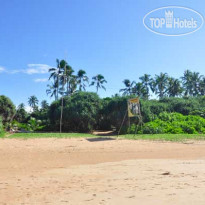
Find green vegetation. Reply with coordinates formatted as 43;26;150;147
122;134;205;142
8;132;95;139
4;132;205;142
0;59;205;136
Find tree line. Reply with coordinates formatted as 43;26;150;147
46;59;107;100
120;70;205;99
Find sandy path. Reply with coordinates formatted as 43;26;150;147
0;138;205;204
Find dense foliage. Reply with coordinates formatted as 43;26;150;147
48;92;101;132
0;95;16;125
0;117;3;136
133;112;205;134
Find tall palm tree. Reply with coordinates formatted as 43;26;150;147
132;82;147;98
153;73;168;98
192;72;202;96
139;74;151;99
119;79;135;96
64;65;74;96
76;69;89;91
18;103;25;110
199;77;205;96
181;70;202;96
46;81;58;101
48;59;66;100
41;100;49;110
167;77;183;97
90;74;107;92
28;95;39;111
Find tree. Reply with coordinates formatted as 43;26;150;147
181;70;203;97
90;74;107;92
133;82;147;98
41;100;49;110
76;69;89;91
15;103;28;123
28;95;39;111
64;65;75;96
152;73;169;98
0;95;16;124
139;74;151;99
167;77;183;97
48;59;66;100
119;79;135;96
46;81;58;100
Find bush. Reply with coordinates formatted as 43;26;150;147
137;112;205;134
0;95;16;125
0;117;3;136
49;92;101;132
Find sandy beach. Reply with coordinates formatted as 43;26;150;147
1;138;205;204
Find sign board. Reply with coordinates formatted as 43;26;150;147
128;98;140;117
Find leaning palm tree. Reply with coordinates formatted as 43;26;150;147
119;79;135;96
76;69;89;91
28;95;39;111
90;74;107;92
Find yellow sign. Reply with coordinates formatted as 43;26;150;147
128;98;140;117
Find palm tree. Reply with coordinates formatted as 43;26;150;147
153;73;169;98
132;82;147;98
139;74;151;99
192;72;202;96
181;70;202;96
119;79;135;96
90;74;107;92
167;77;183;97
28;96;39;111
46;81;58;101
48;59;66;100
76;69;89;91
64;65;74;96
18;103;25;110
41;100;49;110
199;77;205;96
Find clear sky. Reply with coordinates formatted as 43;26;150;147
0;0;205;108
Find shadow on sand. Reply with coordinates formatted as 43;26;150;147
86;137;116;142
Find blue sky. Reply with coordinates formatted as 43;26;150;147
0;0;205;107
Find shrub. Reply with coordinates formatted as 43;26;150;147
0;95;16;125
49;92;101;132
0;116;3;136
135;112;205;134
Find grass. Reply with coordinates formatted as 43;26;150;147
7;132;95;139
121;134;205;142
3;132;205;142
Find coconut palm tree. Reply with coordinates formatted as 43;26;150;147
119;79;135;96
28;95;39;111
90;74;107;93
153;73;169;98
48;59;66;100
46;81;58;101
139;74;151;99
132;82;147;98
167;77;183;97
41;100;49;110
76;69;89;91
